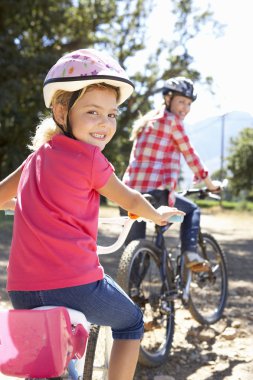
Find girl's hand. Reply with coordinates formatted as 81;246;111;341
155;206;185;226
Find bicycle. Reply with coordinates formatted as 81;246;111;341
117;183;228;368
0;212;181;380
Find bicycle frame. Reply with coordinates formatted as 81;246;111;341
1;206;185;378
150;181;227;306
151;222;191;304
0;213;138;379
97;216;135;254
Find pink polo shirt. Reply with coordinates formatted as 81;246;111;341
7;135;114;291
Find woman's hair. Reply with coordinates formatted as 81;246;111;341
130;102;165;141
28;83;120;151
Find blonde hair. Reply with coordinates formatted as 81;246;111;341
130;103;166;141
28;83;120;151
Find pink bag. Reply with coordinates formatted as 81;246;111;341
0;307;89;378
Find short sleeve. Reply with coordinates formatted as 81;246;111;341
91;148;115;189
20;152;36;171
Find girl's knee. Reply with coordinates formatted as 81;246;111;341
112;306;144;340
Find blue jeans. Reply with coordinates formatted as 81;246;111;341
120;190;200;253
8;274;144;340
174;193;200;253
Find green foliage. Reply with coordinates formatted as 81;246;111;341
0;0;222;179
195;199;253;212
226;128;253;198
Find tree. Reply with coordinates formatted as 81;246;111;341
226;128;253;198
0;0;222;178
103;0;224;177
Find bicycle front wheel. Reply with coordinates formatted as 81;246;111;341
117;239;175;367
188;233;228;325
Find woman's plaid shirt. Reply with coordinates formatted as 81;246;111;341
123;109;208;206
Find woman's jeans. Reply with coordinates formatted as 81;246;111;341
120;189;200;253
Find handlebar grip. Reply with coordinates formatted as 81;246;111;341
4;210;14;216
168;215;184;223
128;213;185;223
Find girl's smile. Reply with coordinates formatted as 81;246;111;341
69;86;118;150
167;95;192;120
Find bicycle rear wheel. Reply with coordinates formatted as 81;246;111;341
83;324;113;380
188;233;228;325
117;240;175;367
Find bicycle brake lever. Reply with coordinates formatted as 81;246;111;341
4;210;14;216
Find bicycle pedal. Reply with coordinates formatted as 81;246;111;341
167;289;179;300
161;302;173;315
130;287;139;297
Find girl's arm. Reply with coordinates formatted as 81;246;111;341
1;199;17;210
98;173;184;226
0;166;23;210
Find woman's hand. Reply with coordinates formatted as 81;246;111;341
204;177;222;193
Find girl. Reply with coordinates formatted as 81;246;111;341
122;76;220;273
0;49;184;380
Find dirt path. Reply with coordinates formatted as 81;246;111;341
139;211;253;380
97;208;253;380
1;208;253;380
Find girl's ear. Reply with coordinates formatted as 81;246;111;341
53;103;67;126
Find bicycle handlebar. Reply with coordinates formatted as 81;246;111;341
98;213;184;255
180;188;221;200
3;211;183;256
179;179;228;201
97;217;134;255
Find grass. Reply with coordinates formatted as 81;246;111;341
0;211;13;228
104;198;253;213
1;199;252;230
195;199;253;212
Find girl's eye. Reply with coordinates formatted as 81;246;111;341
108;113;118;119
88;110;98;115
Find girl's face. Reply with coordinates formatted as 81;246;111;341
69;86;118;150
165;94;192;120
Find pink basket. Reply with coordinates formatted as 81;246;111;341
0;307;89;378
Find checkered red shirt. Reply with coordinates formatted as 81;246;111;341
122;108;208;205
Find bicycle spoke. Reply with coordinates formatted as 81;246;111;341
188;233;228;324
117;240;175;367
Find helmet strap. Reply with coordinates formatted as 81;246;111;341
66;115;77;140
51;114;75;139
52;89;83;140
64;89;83;140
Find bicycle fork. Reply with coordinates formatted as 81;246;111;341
182;270;192;303
159;252;175;316
164;253;192;305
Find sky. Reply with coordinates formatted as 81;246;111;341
144;0;253;124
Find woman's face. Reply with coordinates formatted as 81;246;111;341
165;94;192;120
69;86;118;150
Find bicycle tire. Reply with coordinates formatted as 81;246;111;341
187;232;228;325
83;324;100;380
117;239;175;367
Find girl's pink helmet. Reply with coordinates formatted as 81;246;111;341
43;48;134;107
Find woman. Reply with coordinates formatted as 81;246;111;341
122;77;220;272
